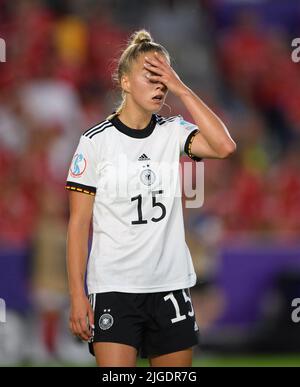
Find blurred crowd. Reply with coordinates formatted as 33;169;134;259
1;0;300;364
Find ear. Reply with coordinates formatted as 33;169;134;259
121;74;131;94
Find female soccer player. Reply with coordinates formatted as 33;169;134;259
65;29;236;367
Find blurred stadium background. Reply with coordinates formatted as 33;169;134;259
1;0;300;367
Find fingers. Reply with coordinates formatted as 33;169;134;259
68;296;95;342
70;320;84;341
145;55;167;69
88;304;95;329
144;61;164;76
69;320;76;337
78;317;92;341
145;52;168;67
146;74;163;83
69;316;92;341
144;53;171;85
154;51;169;65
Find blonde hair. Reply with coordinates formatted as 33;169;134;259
106;29;170;120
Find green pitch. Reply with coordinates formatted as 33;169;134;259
8;354;300;367
139;354;300;367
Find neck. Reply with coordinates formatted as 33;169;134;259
117;100;153;130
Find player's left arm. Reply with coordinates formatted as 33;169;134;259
144;52;236;159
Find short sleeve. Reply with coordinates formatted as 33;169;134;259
65;136;99;196
177;115;202;161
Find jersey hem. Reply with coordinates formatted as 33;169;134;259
87;275;197;295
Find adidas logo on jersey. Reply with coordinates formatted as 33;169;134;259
138;154;150;161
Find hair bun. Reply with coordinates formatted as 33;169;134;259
130;29;153;45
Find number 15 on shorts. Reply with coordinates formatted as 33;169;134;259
164;289;194;324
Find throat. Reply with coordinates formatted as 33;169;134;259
117;113;153;130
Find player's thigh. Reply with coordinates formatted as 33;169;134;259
149;347;193;367
93;342;138;367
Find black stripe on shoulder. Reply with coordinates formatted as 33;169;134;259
82;120;112;138
82;120;107;136
156;114;178;125
155;115;166;125
165;116;178;122
88;122;113;139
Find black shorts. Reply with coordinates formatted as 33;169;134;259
88;288;200;359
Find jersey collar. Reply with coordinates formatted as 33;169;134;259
109;114;157;138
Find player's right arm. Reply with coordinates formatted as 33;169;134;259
66;191;95;341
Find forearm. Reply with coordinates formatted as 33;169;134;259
179;86;236;153
66;220;90;298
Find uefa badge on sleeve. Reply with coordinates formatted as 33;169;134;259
70;153;87;178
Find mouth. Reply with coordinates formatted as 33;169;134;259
152;94;164;103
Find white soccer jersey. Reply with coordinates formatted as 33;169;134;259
65;114;202;294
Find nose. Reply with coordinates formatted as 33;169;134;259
155;82;167;93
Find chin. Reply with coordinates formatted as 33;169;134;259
140;102;163;115
150;105;163;114
143;107;160;115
